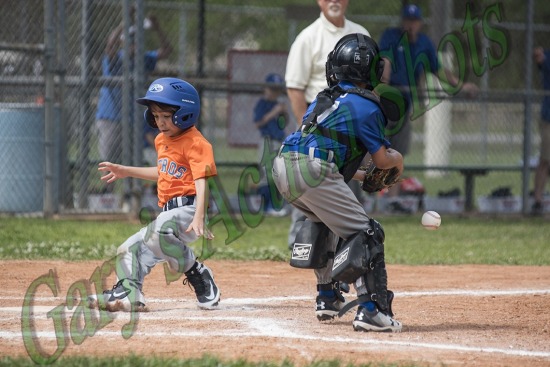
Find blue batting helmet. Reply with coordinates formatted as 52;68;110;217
136;77;200;130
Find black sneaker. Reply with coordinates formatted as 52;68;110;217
88;278;146;312
353;304;402;333
184;262;220;309
315;281;348;321
315;294;345;321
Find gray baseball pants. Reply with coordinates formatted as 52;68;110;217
272;150;371;293
115;204;198;289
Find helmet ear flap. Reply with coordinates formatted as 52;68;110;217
172;111;179;126
369;56;384;87
144;108;157;128
325;51;337;87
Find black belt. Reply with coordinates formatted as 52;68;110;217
162;196;195;212
280;146;334;162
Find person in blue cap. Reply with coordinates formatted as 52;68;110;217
253;73;289;216
378;4;477;213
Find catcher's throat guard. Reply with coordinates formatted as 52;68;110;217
290;220;332;269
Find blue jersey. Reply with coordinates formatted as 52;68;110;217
282;81;390;176
253;98;286;141
96;50;159;122
379;28;439;102
541;49;550;122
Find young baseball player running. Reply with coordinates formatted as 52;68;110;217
272;34;403;332
90;77;220;311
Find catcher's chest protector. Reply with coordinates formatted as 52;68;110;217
301;86;388;182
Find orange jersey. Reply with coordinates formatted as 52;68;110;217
154;126;217;207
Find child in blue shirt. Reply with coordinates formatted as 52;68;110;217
253;73;289;216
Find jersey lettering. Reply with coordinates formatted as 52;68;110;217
168;161;177;175
158;158;168;172
158;158;186;178
175;167;185;179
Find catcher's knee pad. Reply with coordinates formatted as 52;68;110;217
331;229;369;283
290;219;333;269
331;218;391;312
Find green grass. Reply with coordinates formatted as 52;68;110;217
0;355;410;367
1;215;548;265
384;216;550;265
0;217;139;260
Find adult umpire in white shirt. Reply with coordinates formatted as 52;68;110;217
285;0;370;126
283;0;370;297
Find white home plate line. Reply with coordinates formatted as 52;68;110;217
198;288;550;304
1;288;549;305
396;289;550;297
0;323;549;359
0;289;549;320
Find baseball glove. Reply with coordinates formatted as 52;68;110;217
360;161;401;193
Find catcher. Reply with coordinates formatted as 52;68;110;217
272;33;404;332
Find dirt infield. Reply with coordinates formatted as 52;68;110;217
1;260;550;366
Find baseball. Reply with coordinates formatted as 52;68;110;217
421;211;441;230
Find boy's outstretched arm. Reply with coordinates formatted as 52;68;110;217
98;162;158;183
186;177;214;239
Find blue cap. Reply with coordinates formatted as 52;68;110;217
265;73;285;86
402;4;422;20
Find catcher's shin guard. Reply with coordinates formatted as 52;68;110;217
331;219;382;282
364;219;390;311
364;243;390;312
332;218;392;314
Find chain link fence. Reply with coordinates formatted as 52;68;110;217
1;0;549;216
